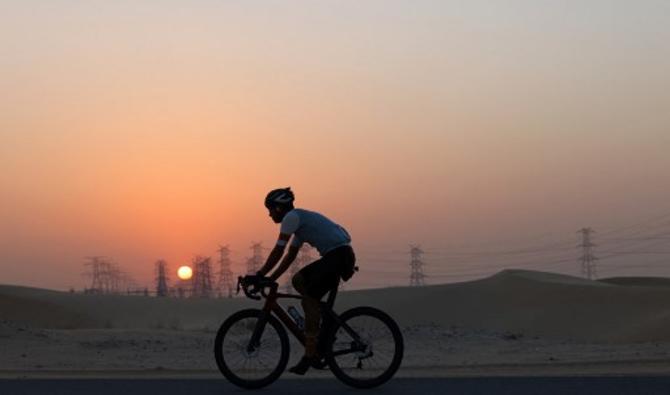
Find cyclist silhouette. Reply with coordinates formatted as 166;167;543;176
255;187;356;375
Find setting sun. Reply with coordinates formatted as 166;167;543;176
177;266;193;281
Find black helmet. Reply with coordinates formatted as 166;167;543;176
264;187;295;209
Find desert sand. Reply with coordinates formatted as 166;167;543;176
2;269;670;378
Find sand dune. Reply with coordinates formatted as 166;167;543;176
0;284;255;330
0;293;94;329
3;269;670;343
338;269;670;343
600;276;670;288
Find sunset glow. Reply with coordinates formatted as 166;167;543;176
1;1;669;291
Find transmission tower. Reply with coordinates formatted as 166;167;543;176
247;242;264;274
83;256;126;294
83;256;105;293
191;255;213;298
578;227;598;280
285;245;314;293
155;259;169;297
109;264;122;293
409;245;426;286
216;245;235;298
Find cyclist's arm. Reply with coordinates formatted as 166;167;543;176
258;210;300;277
257;233;290;276
269;244;300;282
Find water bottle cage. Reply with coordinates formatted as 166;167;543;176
287;306;305;330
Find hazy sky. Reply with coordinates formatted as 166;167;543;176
1;1;669;290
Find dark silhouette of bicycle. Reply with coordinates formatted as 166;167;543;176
214;275;404;389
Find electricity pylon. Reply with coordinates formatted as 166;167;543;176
216;245;235;298
578;227;598;279
409;245;426;286
155;259;169;297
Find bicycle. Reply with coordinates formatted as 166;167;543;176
214;274;404;389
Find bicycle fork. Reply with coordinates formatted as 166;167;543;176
247;310;270;353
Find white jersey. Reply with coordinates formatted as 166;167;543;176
278;208;351;256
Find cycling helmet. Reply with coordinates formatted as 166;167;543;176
264;187;295;209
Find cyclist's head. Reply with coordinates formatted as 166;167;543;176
265;187;294;223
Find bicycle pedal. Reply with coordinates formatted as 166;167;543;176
311;359;329;370
288;358;312;376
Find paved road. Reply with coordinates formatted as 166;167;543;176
2;377;670;395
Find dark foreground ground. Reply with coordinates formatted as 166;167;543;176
2;377;670;395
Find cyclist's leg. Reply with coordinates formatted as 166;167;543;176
292;261;337;346
289;259;339;374
294;247;354;333
291;272;320;357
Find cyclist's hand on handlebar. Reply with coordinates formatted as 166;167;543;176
242;273;261;285
237;275;260;300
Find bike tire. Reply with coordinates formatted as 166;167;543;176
325;306;404;389
214;308;290;389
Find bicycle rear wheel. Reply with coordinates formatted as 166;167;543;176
325;306;403;388
214;308;289;389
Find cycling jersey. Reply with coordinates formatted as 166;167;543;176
277;208;351;256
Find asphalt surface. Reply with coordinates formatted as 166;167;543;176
2;377;670;395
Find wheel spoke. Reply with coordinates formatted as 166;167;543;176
215;311;288;387
328;309;402;387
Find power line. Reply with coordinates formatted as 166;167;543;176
598;211;670;235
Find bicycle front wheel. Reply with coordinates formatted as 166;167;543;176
214;308;289;389
326;306;404;389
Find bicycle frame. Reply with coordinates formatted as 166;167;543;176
246;281;367;357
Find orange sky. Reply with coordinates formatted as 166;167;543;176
1;1;669;290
